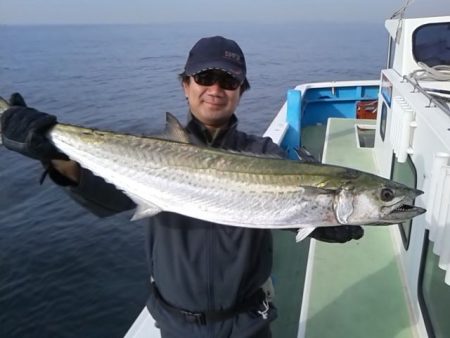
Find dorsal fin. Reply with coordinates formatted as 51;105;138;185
164;112;191;143
160;112;207;146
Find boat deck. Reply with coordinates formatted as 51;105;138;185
299;118;416;338
271;232;310;337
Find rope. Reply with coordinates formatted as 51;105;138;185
409;62;450;81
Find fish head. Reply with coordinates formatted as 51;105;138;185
333;175;426;225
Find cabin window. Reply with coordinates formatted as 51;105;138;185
379;102;387;141
387;37;396;68
390;155;417;249
412;23;450;67
419;234;450;337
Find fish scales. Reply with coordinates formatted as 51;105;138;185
50;124;338;228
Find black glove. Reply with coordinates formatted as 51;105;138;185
1;93;66;161
310;225;364;243
9;92;27;107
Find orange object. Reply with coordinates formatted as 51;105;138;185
357;100;378;119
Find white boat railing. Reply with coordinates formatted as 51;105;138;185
425;152;450;286
402;75;450;117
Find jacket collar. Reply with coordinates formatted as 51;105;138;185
185;112;239;147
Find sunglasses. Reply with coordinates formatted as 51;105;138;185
193;70;242;90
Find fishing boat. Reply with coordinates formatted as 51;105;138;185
125;15;450;338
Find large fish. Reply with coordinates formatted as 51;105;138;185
0;98;426;241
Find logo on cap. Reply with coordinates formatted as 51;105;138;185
224;51;242;63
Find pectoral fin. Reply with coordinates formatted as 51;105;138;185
126;192;162;221
131;203;162;221
296;227;316;242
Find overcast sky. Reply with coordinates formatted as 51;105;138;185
0;0;449;25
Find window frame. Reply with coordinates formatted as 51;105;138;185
418;232;437;338
412;22;450;67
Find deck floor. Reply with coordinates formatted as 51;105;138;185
270;124;325;338
271;232;310;338
271;119;416;338
305;119;415;338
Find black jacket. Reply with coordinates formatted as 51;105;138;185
64;114;285;334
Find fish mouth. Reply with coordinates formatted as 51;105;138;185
382;203;426;222
382;187;426;221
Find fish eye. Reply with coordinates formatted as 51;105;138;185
380;188;395;201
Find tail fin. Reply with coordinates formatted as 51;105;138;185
0;97;11;145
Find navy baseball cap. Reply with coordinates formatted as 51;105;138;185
184;36;248;84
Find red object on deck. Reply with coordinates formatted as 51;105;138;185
356;100;378;119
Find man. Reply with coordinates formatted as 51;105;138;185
1;36;363;338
